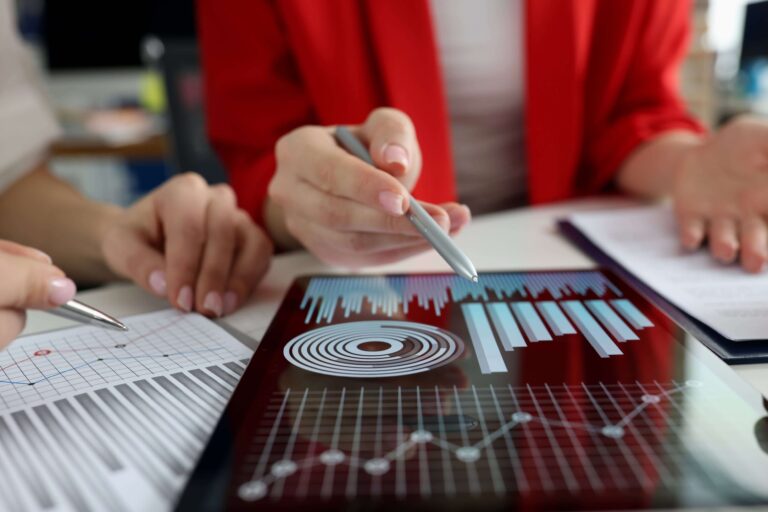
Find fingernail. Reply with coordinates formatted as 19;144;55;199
382;144;409;170
224;291;238;315
148;270;167;295
203;291;223;318
48;277;77;306
177;286;193;312
379;191;405;216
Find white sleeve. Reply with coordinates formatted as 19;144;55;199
0;0;61;193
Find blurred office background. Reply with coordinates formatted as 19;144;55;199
11;0;768;206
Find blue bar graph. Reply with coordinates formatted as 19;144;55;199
561;301;623;358
486;303;526;350
511;303;552;342
535;301;576;336
586;300;638;342
462;304;508;374
611;299;653;330
296;273;656;368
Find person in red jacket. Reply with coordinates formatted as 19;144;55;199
198;0;768;273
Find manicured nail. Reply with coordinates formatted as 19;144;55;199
223;291;238;315
177;285;193;312
382;143;409;170
148;270;167;295
379;191;405;215
49;277;77;306
203;291;223;318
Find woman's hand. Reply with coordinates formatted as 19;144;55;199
0;241;76;347
673;116;768;273
101;173;273;317
266;108;471;268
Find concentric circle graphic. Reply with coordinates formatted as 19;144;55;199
283;321;465;378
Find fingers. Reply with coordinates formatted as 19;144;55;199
0;240;52;264
106;173;272;317
361;108;420;179
193;187;238;316
676;212;706;251
740;216;768;273
276;145;411;217
708;217;739;264
0;309;26;349
442;203;472;234
223;212;273;314
155;173;211;311
677;210;768;273
284;180;453;236
0;251;76;310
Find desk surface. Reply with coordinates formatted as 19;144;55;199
23;198;768;399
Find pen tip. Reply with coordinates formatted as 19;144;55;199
471;275;479;283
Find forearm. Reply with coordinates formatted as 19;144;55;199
0;163;122;285
616;131;704;198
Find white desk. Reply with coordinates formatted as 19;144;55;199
23;198;768;399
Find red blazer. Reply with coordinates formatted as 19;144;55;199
198;0;704;226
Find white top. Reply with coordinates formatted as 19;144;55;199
0;0;59;192
429;0;527;215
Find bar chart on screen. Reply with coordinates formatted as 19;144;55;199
297;272;655;376
0;310;252;512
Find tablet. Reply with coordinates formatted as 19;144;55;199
176;269;768;511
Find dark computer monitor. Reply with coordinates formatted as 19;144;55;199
740;0;768;70
42;0;196;70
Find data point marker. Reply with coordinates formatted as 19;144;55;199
238;481;267;501
512;411;533;423
456;446;481;463
271;460;298;478
364;458;390;475
320;449;346;465
601;425;625;439
410;430;433;443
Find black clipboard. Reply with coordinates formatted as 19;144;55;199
558;219;768;364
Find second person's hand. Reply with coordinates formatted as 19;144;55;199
266;108;471;268
101;173;273;317
0;241;77;347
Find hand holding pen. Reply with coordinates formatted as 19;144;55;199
265;108;474;272
0;240;125;349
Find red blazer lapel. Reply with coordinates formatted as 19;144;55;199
526;0;593;203
365;0;456;203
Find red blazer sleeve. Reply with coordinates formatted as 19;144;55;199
197;0;315;226
583;0;706;191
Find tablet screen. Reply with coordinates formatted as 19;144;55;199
176;270;768;511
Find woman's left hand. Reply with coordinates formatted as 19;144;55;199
101;173;273;317
673;115;768;273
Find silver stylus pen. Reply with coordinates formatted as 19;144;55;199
48;300;128;332
334;126;478;282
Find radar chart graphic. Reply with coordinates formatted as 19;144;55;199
283;321;465;378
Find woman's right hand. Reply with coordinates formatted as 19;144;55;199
266;108;471;268
0;241;76;348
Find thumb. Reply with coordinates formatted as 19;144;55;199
0;252;76;310
362;108;420;180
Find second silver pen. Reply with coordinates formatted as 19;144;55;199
333;126;478;282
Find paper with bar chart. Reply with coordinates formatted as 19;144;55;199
177;270;768;511
0;310;251;512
